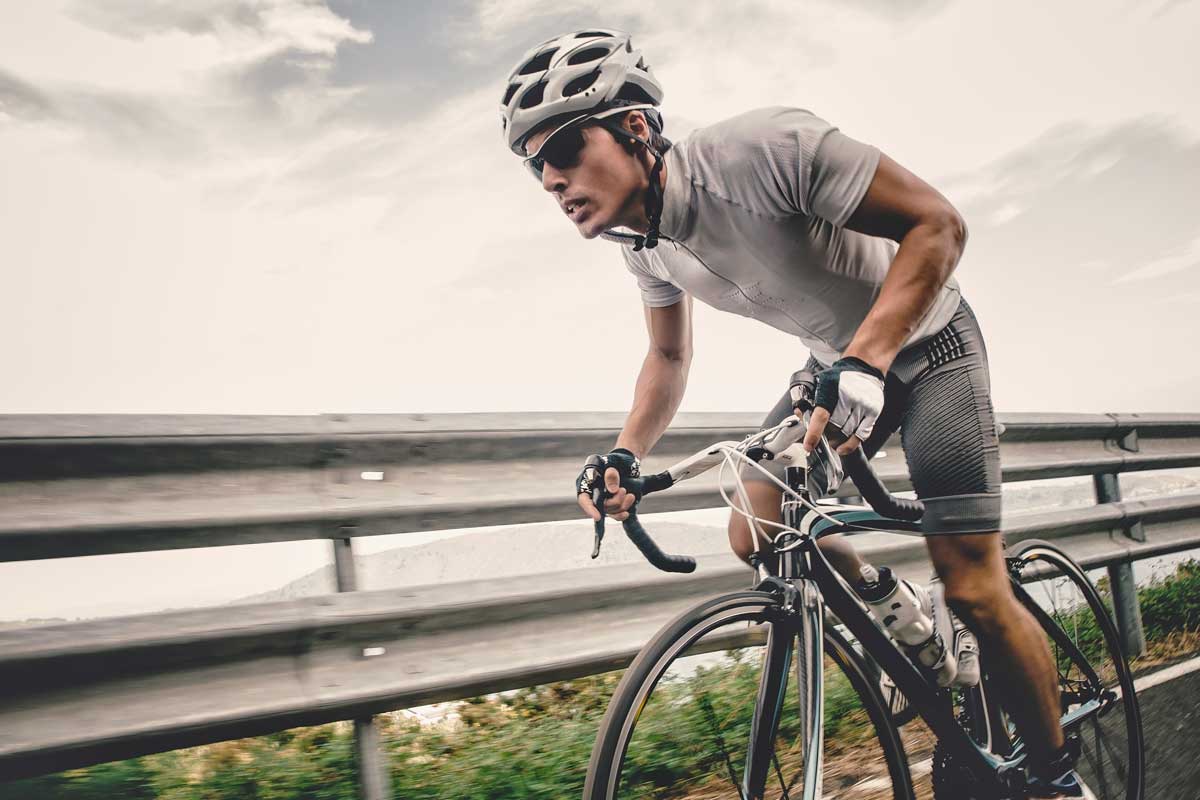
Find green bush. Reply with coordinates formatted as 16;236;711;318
9;558;1200;800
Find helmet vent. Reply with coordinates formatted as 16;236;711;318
615;83;656;105
518;49;556;75
567;47;609;65
563;70;600;96
574;31;611;38
518;81;547;109
502;83;520;106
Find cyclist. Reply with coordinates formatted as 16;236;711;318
501;29;1080;797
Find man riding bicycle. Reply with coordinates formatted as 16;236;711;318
500;29;1080;798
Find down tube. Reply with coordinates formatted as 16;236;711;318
809;544;1003;783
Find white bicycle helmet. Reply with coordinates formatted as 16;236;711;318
500;29;664;157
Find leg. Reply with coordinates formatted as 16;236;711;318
727;477;865;582
899;301;1067;774
926;533;1065;759
733;367;891;583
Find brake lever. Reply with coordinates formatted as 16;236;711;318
591;486;606;558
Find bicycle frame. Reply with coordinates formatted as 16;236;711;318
741;464;1111;799
594;418;1115;798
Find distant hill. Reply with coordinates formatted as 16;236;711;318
234;471;1200;605
0;617;71;631
235;518;735;604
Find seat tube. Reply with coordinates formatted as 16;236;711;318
782;464;808;530
778;464;809;581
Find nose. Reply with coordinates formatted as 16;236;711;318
541;163;567;194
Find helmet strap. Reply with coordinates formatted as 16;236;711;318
635;150;665;251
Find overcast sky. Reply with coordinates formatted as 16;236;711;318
2;0;1199;416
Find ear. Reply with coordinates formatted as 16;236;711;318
623;110;650;141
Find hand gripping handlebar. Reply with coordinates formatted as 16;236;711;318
589;414;926;573
591;472;695;573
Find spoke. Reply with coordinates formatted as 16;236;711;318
1090;720;1112;798
698;691;747;800
771;753;791;799
1092;717;1129;783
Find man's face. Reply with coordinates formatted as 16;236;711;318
524;118;647;239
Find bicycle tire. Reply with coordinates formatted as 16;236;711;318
583;590;917;799
1006;539;1145;800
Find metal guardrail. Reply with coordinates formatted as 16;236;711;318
1;413;1199;795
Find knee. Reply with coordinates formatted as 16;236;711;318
727;514;758;564
724;513;763;563
942;577;1015;636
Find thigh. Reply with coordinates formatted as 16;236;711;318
727;479;783;561
898;302;1003;535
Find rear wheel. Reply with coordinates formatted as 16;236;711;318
1006;539;1145;800
584;590;917;799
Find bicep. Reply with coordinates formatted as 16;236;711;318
842;152;965;243
644;296;693;362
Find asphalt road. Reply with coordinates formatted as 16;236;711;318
1138;660;1200;799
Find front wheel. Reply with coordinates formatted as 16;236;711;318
1006;539;1146;800
583;590;916;799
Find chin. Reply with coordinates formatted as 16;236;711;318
575;216;607;240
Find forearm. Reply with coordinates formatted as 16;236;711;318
843;215;967;373
615;351;691;458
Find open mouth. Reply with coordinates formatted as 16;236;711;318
565;198;588;221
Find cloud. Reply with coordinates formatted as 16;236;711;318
1152;0;1196;17
0;68;55;122
836;0;951;22
929;114;1200;411
71;0;271;38
1113;235;1200;284
4;1;373;162
939;116;1200;288
74;0;373;111
70;0;368;54
0;66;195;156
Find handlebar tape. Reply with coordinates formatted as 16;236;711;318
622;512;697;573
840;449;925;522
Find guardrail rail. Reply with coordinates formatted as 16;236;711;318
1;412;1198;798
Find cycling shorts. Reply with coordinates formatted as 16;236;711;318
746;299;1002;534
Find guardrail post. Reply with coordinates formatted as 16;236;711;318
1092;475;1147;658
334;531;393;800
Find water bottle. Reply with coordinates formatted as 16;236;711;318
855;565;958;687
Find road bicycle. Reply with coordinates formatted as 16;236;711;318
581;415;1145;799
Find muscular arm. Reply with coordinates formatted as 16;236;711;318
615;297;694;458
840;152;968;374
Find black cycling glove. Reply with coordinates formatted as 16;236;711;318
576;448;642;498
813;357;886;441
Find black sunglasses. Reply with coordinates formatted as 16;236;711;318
524;121;593;180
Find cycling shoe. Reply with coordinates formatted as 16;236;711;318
1022;768;1084;798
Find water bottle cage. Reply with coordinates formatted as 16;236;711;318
903;632;950;674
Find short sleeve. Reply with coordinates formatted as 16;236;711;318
726;107;879;226
621;249;684;307
807;129;881;227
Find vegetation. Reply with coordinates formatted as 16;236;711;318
5;558;1199;800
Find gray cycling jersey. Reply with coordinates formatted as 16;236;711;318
620;106;962;365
